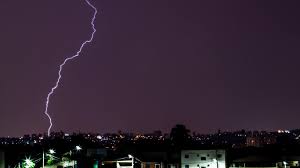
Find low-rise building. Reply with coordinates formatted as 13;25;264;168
230;155;300;168
181;150;226;168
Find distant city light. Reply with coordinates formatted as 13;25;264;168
278;130;290;134
97;135;102;140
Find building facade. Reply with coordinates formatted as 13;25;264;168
181;150;226;168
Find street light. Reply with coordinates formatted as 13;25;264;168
23;158;35;168
283;161;287;168
43;149;56;168
75;145;82;151
49;149;55;154
71;145;83;168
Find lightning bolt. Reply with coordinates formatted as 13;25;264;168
44;0;97;136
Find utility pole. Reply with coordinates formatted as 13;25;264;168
215;150;219;168
43;150;45;168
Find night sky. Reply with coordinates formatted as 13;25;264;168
1;0;300;137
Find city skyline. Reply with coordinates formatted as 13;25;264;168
1;0;300;136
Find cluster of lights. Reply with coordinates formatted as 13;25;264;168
278;130;290;134
21;146;82;168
